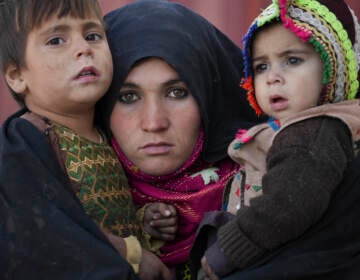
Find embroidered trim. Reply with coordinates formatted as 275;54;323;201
240;77;262;116
233;129;252;150
268;118;281;131
190;167;220;185
349;7;360;72
290;0;358;100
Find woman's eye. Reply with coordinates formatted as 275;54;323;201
253;63;267;74
46;37;65;46
167;87;188;99
86;33;102;42
117;92;139;104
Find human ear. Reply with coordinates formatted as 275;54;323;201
5;64;27;94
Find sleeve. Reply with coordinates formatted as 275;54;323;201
217;117;354;271
123;236;142;274
205;240;234;276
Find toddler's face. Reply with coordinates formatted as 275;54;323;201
252;24;323;120
17;14;113;116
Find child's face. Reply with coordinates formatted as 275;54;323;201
252;24;323;120
17;14;113;115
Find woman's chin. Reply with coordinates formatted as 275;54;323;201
138;160;183;176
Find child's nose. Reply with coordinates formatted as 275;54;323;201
75;38;93;58
266;66;284;85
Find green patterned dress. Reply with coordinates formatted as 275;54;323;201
53;124;141;239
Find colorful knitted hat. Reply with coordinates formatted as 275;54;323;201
242;0;360;115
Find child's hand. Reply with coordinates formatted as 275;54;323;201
143;202;178;241
139;249;173;280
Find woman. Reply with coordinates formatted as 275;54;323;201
97;0;260;278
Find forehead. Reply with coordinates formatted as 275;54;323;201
252;24;315;55
31;13;103;33
127;58;179;80
27;2;103;31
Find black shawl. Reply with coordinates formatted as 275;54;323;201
97;0;261;163
0;110;137;279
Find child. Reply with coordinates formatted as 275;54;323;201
0;1;170;279
194;0;360;278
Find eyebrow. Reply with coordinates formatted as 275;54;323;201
40;21;103;37
163;79;185;87
121;79;185;89
120;82;139;89
252;49;313;62
40;24;70;36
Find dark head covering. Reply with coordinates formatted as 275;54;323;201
98;0;260;163
0;110;137;279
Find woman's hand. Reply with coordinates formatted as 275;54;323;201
143;202;178;241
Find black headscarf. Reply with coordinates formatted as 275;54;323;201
97;0;260;163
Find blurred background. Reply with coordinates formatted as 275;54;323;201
1;0;359;124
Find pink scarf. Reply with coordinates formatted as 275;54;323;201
112;131;239;266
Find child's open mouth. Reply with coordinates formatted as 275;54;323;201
270;95;288;111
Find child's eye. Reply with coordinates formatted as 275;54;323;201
167;87;189;99
253;63;268;74
287;57;302;65
86;33;103;42
46;37;65;46
117;92;139;104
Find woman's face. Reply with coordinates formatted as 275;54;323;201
110;58;201;176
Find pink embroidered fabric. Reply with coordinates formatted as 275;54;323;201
112;130;239;266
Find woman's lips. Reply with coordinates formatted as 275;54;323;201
140;143;173;155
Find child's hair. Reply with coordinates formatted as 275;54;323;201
241;0;360;116
0;0;103;107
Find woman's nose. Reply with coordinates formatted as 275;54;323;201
140;100;170;132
